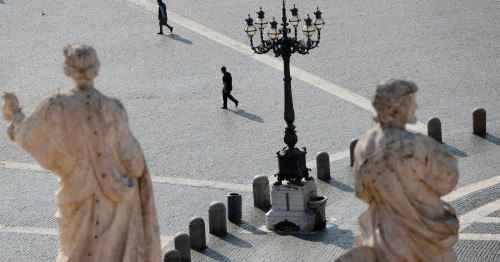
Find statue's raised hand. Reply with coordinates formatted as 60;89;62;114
2;92;21;121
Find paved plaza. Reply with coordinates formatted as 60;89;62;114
1;0;499;261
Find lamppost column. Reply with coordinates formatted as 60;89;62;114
281;0;297;152
282;46;297;151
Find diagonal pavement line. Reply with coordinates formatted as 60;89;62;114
0;150;349;191
458;199;500;232
0;224;57;235
443;176;500;202
0;224;175;248
0;161;47;172
305;150;350;170
160;235;175;248
458;233;500;241
0;161;252;191
2;160;500;197
477;217;500;223
125;0;427;134
150;176;251;191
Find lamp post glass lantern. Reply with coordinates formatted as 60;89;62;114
244;0;324;186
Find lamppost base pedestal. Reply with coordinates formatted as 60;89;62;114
266;179;321;232
275;147;310;185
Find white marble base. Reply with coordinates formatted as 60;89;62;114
266;180;318;231
265;210;315;231
270;180;317;212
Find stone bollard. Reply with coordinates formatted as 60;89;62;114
252;175;270;209
428;117;442;143
227;193;242;222
163;249;181;262
350;139;359;167
189;217;206;251
472;108;486;136
174;233;191;262
316;152;330;180
208;201;227;236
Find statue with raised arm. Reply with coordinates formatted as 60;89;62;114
336;79;459;262
2;44;161;262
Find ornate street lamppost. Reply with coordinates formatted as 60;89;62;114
245;1;325;185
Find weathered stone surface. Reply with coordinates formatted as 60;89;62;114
265;210;315;232
1;44;161;261
174;232;191;262
270;180;317;211
337;79;459;262
163;249;181;262
316;152;331;180
266;179;323;231
336;246;376;262
208;201;227;236
252;175;271;209
472;108;486;136
188;217;206;251
428;117;443;143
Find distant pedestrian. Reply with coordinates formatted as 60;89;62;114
221;66;238;109
157;0;173;35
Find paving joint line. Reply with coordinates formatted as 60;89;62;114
2;160;499;199
0;224;175;248
458;199;500;232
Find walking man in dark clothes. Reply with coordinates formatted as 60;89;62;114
221;66;239;109
157;0;173;35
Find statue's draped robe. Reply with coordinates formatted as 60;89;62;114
353;126;459;262
8;87;161;262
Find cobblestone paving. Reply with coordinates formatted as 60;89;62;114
462;223;500;235
0;0;499;261
0;233;58;261
455;241;500;262
450;184;500;216
488;210;500;218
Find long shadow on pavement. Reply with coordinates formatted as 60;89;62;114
227;108;264;123
193;248;230;262
232;220;268;236
443;143;468;158
276;223;354;249
215;233;253;248
162;33;192;44
482;133;500;146
323;178;354;192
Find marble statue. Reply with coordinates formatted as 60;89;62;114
336;79;459;262
2;44;161;262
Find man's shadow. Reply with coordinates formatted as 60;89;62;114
0;1;5;4
162;33;192;44
227;108;264;123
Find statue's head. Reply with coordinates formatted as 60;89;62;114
63;44;100;86
372;78;418;127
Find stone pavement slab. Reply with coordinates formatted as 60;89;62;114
0;0;499;261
